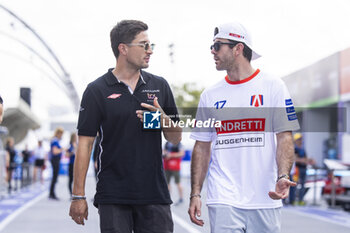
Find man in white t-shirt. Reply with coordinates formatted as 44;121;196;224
188;22;300;233
33;140;47;184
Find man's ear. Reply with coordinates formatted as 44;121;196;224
235;43;244;56
118;44;128;56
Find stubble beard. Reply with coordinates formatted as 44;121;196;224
216;59;229;71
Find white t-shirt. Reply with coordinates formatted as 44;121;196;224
191;69;300;209
34;146;46;160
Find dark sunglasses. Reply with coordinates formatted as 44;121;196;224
127;42;155;51
210;42;237;51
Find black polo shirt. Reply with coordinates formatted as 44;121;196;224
77;69;179;206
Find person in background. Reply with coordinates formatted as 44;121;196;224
0;95;4;191
21;145;31;164
0;95;3;124
33;140;46;184
49;127;64;200
163;141;185;205
67;132;77;195
21;144;32;187
293;133;314;206
5;137;16;193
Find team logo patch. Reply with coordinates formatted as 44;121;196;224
143;110;161;129
107;93;122;99
250;95;263;107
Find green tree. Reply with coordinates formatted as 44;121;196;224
171;83;204;119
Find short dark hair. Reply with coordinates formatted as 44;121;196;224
110;20;148;59
228;40;252;62
0;95;3;104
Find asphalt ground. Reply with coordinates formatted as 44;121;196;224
1;175;350;233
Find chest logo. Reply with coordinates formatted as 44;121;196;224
107;93;122;99
250;94;263;107
147;93;156;100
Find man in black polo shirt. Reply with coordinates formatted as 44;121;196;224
69;20;182;233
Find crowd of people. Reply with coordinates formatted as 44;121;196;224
0;124;78;200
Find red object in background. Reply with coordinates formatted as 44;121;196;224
323;175;346;195
163;156;181;171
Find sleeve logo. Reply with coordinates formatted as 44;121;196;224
288;113;298;121
285;99;293;106
285;99;297;121
286;106;295;114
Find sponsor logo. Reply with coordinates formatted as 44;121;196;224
288;113;298;121
215;133;265;149
250;94;263;107
216;118;266;135
143;111;161;129
229;33;245;39
107;93;122;99
285;99;293;106
142;89;160;93
286;106;295;114
147;93;156;100
79;106;85;112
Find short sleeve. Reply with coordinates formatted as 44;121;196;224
272;80;300;133
190;92;215;142
77;86;103;137
51;140;61;149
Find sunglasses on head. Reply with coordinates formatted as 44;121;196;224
127;42;155;51
210;42;237;51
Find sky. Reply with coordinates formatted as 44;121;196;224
1;0;350;122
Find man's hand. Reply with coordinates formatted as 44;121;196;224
136;96;182;144
268;178;296;200
136;97;165;123
69;200;88;225
188;197;204;226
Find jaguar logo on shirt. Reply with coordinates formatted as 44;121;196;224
142;89;160;93
250;94;263;107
